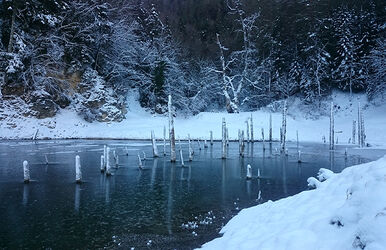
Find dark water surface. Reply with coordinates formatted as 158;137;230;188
0;140;382;249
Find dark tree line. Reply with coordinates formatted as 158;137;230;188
0;0;385;120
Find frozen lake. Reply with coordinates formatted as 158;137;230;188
0;140;383;249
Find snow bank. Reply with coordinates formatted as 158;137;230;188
1;91;385;148
201;155;386;250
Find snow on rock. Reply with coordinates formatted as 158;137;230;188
307;177;321;189
201;155;386;250
317;168;335;181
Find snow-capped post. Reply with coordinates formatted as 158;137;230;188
358;103;361;147
168;95;176;162
246;119;250;143
281;101;287;152
115;154;119;167
210;131;213;145
163;126;167;156
257;168;261;178
352;120;356;144
297;150;302;163
100;155;105;173
261;128;265;151
45;155;48;165
221;118;226;159
103;145;107;167
23;160;30;183
329;102;334;150
204;139;208;148
151;130;159;158
106;147;112;176
75;155;82;183
269;113;272;142
138;154;143;169
246;164;252;180
250;113;254;142
188;134;193;161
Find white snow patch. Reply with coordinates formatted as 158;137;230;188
201;155;386;250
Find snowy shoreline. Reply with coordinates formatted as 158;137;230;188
201;155;386;250
1;92;385;147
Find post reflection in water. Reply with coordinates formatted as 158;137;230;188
74;184;80;212
246;180;251;198
222;159;226;206
0;140;379;250
105;176;110;204
22;184;29;206
151;158;158;187
166;164;175;235
282;155;288;195
329;151;335;171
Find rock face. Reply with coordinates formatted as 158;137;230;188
74;68;125;122
27;91;58;119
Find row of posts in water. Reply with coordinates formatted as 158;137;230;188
22;96;363;183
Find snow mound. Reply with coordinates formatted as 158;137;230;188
201;155;386;250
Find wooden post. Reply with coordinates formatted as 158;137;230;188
222;118;226;159
269;113;272;142
106;147;112;176
262;128;265;151
298;150;301;163
226;128;229;146
100;155;105;173
210;131;213;145
75;155;82;183
197;139;202;150
361;108;366;147
329;102;334;150
163;126;167;156
238;129;241;155
240;130;245;157
23;160;30;183
250;113;254;142
204;139;208;148
168;95;176;162
352;120;356;144
151;130;159;158
246;119;250;143
358;103;361;147
180;149;185;167
138;154;143;169
188;134;193;161
281;101;287;152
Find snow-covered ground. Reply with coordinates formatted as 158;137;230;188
201;155;386;250
0;91;385;148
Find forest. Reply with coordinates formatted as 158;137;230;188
0;0;385;121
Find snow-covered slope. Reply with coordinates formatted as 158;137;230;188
0;91;385;147
201;155;386;250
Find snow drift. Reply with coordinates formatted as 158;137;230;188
201;155;386;250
